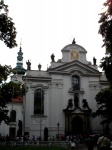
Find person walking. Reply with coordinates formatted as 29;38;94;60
85;135;95;150
97;133;110;150
70;137;76;150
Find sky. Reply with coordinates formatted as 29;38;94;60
0;0;106;71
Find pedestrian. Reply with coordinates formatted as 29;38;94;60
70;137;76;150
85;135;95;150
97;133;110;150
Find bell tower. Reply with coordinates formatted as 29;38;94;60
13;46;26;75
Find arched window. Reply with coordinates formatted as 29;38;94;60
34;88;44;114
71;75;80;90
10;110;16;122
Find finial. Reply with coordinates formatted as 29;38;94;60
20;38;22;51
72;38;76;44
20;38;22;47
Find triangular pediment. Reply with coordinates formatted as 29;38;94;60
48;60;101;76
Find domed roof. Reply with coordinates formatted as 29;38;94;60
61;43;87;54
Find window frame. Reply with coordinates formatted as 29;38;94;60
71;75;80;91
34;88;44;115
10;110;16;122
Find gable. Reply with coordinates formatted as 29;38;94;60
48;60;101;76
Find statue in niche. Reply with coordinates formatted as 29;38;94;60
82;99;91;111
66;99;73;109
26;60;31;70
51;53;55;62
38;63;42;70
93;57;97;65
74;94;79;107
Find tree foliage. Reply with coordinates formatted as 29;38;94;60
0;79;27;124
93;88;112;125
0;1;26;124
0;0;17;48
99;0;112;84
93;0;112;127
0;64;13;83
0;62;27;125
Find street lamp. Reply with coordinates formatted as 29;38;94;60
57;122;60;141
40;86;44;142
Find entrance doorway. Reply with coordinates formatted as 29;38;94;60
72;116;83;134
9;127;16;137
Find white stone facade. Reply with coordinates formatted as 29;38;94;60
0;42;110;139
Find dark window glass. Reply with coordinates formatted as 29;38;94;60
71;75;80;90
34;89;44;114
10;110;16;122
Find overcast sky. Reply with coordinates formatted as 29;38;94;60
0;0;106;71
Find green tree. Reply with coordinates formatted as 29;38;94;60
0;1;26;124
0;0;17;48
99;0;112;84
0;80;27;124
93;88;112;125
0;64;12;83
93;0;112;129
0;64;27;124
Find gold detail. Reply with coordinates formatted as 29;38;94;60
71;50;78;60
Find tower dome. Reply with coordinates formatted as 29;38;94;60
13;46;26;75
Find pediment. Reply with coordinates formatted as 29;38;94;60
48;60;101;76
63;106;91;114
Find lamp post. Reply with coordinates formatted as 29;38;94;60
57;122;60;141
40;86;43;142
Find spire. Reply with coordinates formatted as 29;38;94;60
13;45;26;75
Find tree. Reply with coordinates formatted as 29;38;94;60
93;0;112;129
99;0;112;84
0;64;13;83
93;88;112;125
0;0;17;48
0;79;27;124
0;1;26;124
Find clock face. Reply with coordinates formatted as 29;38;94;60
71;50;78;60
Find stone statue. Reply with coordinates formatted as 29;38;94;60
51;53;55;62
66;99;73;109
26;60;31;70
82;99;91;111
72;38;76;44
93;57;97;65
74;94;79;107
38;63;41;70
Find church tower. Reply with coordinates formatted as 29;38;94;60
13;46;26;75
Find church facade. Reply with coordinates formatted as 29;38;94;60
0;40;109;138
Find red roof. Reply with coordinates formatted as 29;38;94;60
11;96;23;103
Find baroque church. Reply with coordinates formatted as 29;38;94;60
0;39;109;138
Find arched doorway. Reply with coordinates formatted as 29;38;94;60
72;116;83;134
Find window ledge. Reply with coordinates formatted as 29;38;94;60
31;115;47;118
68;88;84;94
